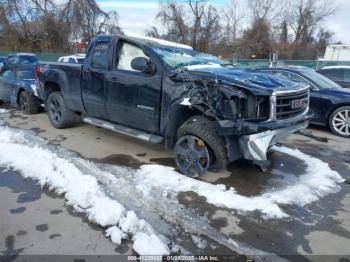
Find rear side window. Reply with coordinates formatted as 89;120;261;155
320;69;344;81
91;42;109;69
344;70;350;82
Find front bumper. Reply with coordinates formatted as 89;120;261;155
239;120;308;161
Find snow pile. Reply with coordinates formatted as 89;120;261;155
180;98;192;106
136;146;344;219
0;127;170;255
0;109;9;114
133;232;171;256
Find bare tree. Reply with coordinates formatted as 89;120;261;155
283;0;335;44
222;0;243;42
157;0;221;52
249;0;278;21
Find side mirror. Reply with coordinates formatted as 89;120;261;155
131;57;156;75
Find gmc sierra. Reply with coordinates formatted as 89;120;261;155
39;35;311;177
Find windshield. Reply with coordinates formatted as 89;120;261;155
20;55;38;64
152;45;226;69
301;69;341;89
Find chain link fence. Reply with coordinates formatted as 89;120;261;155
234;59;350;69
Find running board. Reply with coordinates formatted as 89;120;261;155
83;117;164;144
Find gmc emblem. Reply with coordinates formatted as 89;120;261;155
291;99;305;109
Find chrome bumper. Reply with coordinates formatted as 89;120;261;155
239;121;308;161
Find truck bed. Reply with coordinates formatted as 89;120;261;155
39;62;85;113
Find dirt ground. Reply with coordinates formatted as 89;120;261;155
0;108;349;261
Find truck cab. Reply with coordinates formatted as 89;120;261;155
39;35;311;177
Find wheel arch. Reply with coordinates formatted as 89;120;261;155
164;105;215;149
43;81;61;103
327;103;350;124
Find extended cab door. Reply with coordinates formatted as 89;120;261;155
81;40;111;119
105;40;162;133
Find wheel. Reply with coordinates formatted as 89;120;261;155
47;92;76;129
175;116;228;177
19;91;39;114
329;106;350;138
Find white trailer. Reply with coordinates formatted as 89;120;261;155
321;45;350;61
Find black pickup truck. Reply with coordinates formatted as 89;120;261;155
39;35;311;177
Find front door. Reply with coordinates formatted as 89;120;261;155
105;40;161;133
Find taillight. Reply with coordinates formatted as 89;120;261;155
34;65;39;81
34;65;43;81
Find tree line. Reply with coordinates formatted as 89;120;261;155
0;0;337;59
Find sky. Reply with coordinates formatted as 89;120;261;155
96;0;350;44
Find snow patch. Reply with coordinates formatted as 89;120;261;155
0;127;169;255
136;146;343;219
133;232;170;256
185;63;222;71
180;98;192;106
191;235;208;249
106;226;126;245
127;34;193;50
0;109;9;114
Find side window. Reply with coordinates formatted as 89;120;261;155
91;42;110;69
1;70;15;80
286;72;308;84
116;41;149;71
343;70;350;82
322;69;344;81
68;58;76;63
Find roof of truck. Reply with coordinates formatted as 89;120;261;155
94;34;193;50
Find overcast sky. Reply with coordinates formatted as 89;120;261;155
97;0;350;44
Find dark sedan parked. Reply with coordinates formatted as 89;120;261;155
258;66;350;138
317;66;350;89
0;65;42;114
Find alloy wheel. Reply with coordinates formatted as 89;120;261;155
332;109;350;136
48;97;62;124
174;135;210;177
19;92;28;112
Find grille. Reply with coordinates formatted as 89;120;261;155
276;89;309;120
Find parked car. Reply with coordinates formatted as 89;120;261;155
0;65;42;114
58;54;85;64
0;56;6;71
258;66;350;138
39;35;311;177
317;66;350;88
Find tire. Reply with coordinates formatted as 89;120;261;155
19;91;39;114
329;106;350;138
176;116;228;176
46;91;76;129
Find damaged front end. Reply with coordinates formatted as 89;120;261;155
173;68;311;169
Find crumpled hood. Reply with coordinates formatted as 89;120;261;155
186;66;307;95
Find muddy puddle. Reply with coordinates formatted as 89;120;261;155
0;168;42;203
